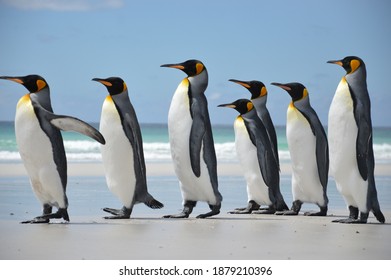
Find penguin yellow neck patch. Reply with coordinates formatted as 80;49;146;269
17;94;31;109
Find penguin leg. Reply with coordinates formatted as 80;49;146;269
228;200;260;214
103;206;132;219
304;205;328;216
332;205;360;223
276;200;302;215
163;200;197;218
21;204;52;224
252;205;276;215
33;207;70;223
196;203;221;219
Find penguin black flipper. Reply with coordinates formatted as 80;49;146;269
189;100;206;178
122;111;164;209
48;114;106;144
243;116;279;189
262;111;280;170
296;106;329;190
348;83;372;181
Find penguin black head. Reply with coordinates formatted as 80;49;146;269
229;79;267;99
161;59;206;77
0;74;48;93
92;77;127;96
271;82;308;102
218;99;254;115
327;56;365;74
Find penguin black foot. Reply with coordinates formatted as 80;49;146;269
304;206;328;216
281;210;299;216
163;200;196;219
333;210;368;224
20;217;50;224
103;206;132;219
252;205;276;215
34;208;70;222
228;201;260;214
332;205;359;223
196;204;221;219
276;200;302;215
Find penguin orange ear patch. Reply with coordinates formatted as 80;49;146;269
196;63;204;75
36;79;47;91
303;88;309;99
350;59;361;73
246;102;254;112
261;86;267;96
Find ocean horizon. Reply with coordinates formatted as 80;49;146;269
1;121;391;165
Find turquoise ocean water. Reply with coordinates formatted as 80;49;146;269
0;121;391;217
1;121;391;165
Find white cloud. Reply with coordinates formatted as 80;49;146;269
1;0;124;11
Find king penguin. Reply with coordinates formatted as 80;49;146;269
160;59;222;218
229;79;279;167
271;82;329;216
0;75;105;223
92;77;164;218
219;99;287;214
327;56;385;223
228;79;288;213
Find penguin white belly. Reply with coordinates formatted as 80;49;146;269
234;117;272;205
287;104;325;205
328;78;368;210
100;96;135;207
168;79;216;205
15;95;65;208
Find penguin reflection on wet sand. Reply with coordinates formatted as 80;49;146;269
271;82;329;216
228;79;287;213
93;77;164;219
160;59;222;218
328;56;385;224
219;99;288;214
0;75;105;223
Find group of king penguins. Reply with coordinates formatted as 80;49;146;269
0;55;385;225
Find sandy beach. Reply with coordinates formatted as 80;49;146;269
0;162;390;261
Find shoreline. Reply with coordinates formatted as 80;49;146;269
1;162;391;177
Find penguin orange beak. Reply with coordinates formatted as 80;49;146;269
160;63;185;70
270;82;292;91
218;103;236;109
0;76;24;84
327;60;343;66
229;79;251;89
92;78;112;87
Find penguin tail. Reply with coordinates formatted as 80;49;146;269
145;197;164;209
275;193;289;211
372;208;385;224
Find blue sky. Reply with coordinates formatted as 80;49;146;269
0;0;390;126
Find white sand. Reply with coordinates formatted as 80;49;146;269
0;212;390;260
0;162;390;260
